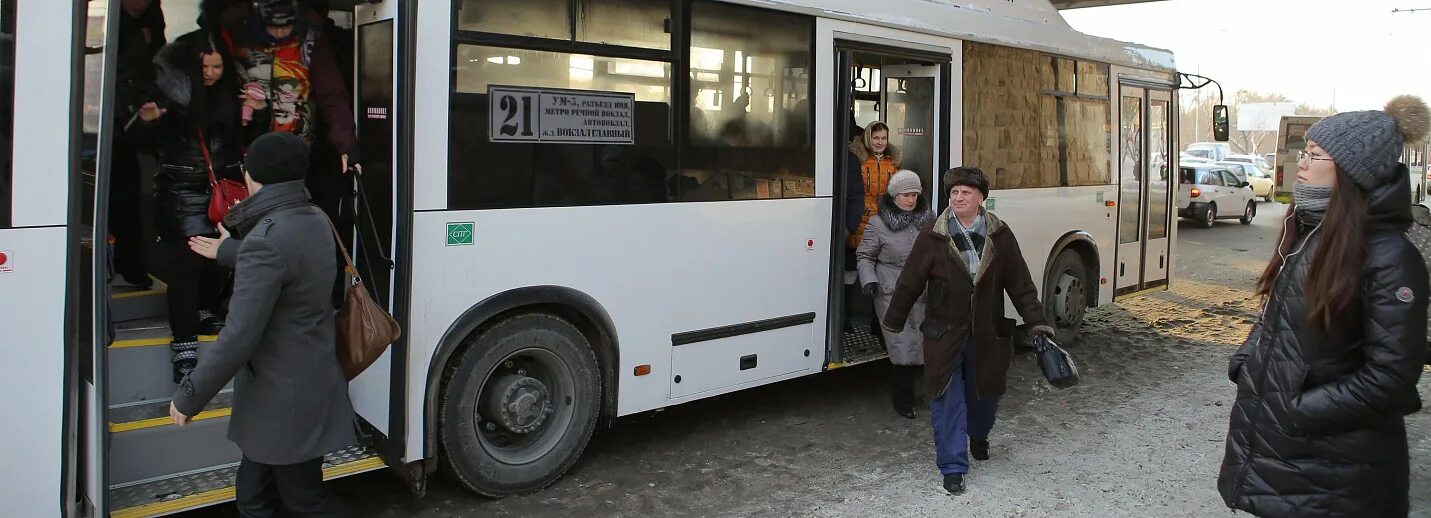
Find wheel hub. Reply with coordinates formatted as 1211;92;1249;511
1052;273;1086;326
485;374;553;434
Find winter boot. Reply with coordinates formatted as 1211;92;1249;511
197;310;225;336
891;364;917;419
943;473;965;495
971;439;990;461
171;338;199;384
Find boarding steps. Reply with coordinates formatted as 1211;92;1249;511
106;277;381;517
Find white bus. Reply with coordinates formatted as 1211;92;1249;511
0;0;1180;515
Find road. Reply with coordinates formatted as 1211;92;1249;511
184;201;1431;517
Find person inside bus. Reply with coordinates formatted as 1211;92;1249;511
856;170;931;419
1218;95;1429;517
881;167;1054;495
110;0;168;289
174;132;356;516
212;0;360;188
846;121;899;340
131;29;263;383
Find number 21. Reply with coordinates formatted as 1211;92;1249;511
499;94;535;137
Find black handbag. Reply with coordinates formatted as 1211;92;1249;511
1034;335;1080;389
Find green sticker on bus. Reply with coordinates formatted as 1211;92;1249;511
446;222;474;246
984;198;996;210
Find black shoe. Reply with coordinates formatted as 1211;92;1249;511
943;473;965;495
894;407;916;419
971;439;990;461
197;310;225;336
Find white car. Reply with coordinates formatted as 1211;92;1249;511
1177;164;1256;228
1217;161;1275;202
1224;153;1273;174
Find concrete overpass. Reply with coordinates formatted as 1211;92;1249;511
1052;0;1167;9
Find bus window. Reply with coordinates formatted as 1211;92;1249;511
0;0;12;229
681;1;813;201
963;42;1111;190
457;0;669;50
448;46;675;209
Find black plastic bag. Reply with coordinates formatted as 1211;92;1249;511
1035;335;1080;389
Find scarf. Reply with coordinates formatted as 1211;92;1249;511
950;210;987;274
1293;183;1333;226
222;180;312;238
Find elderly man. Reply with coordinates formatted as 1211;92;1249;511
882;166;1054;495
174;132;355;516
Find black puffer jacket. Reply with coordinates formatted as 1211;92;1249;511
1217;164;1428;517
133;31;247;241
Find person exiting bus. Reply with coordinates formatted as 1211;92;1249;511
214;0;360;194
882;167;1054;495
131;29;263;382
1218;95;1430;518
846;121;900;340
857;170;931;419
174;132;355;516
110;0;168;289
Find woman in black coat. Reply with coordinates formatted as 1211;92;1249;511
1218;95;1430;517
131;29;262;382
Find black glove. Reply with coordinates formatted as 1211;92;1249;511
862;282;879;299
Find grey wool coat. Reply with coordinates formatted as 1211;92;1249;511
172;181;357;465
857;194;932;365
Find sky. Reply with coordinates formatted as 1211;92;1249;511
1062;0;1431;112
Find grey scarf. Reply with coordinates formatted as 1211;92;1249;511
1293;183;1333;225
950;211;987;274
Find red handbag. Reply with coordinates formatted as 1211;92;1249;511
198;129;249;224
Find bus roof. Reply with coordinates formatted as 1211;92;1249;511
721;0;1177;73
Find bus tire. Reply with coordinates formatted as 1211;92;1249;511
1042;249;1088;345
439;313;601;497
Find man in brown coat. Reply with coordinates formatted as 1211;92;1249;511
883;167;1054;495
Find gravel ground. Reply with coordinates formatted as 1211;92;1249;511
187;205;1431;517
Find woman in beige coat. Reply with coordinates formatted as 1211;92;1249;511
858;170;932;418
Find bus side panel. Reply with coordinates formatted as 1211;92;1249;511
985;185;1119;311
0;227;69;516
405;199;831;457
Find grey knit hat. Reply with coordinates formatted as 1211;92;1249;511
887;170;922;196
1304;95;1429;191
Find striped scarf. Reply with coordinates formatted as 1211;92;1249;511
950;211;986;274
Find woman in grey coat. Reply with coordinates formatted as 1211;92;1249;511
858;170;933;418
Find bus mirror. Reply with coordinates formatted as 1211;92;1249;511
1212;105;1230;142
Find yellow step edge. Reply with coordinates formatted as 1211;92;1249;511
111;334;218;349
111;486;235;518
110;456;385;518
108;407;231;433
111;276;168;299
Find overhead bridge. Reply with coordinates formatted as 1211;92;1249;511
1051;0;1167;8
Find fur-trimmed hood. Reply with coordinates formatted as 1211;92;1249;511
876;193;932;232
152;39;198;108
849;139;902;167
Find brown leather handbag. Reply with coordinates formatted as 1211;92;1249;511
322;213;401;380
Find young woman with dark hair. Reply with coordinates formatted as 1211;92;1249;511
1219;95;1430;517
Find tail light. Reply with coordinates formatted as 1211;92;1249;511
1190;188;1202;198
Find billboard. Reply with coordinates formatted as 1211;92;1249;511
1237;102;1299;132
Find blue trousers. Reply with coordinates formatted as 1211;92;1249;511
930;341;1001;475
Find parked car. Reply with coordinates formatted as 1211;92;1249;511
1177;164;1256;228
1187;142;1233;162
1217;161;1274;201
1224;153;1272;174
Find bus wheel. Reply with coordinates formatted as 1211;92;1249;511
1043;249;1088;345
439;313;601;497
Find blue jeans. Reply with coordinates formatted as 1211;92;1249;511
929;341;1001;475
